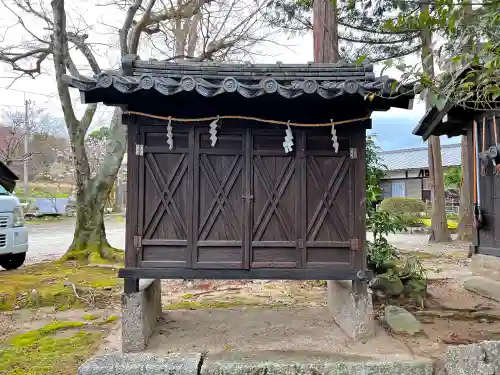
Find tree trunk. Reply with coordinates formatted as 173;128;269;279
456;1;473;242
313;0;340;63
63;200;120;262
419;0;450;243
428;136;451;242
62;108;126;262
457;136;472;241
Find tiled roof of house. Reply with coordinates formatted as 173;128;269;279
379;143;461;171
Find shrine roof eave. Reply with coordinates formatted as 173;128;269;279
413;101;492;141
62;55;415;111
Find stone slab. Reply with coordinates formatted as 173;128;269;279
78;352;202;375
463;276;500;303
200;351;434;375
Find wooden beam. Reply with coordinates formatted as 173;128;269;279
118;267;372;281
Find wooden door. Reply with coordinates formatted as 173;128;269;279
251;130;300;268
138;125;192;268
135;123;361;275
301;129;356;269
192;126;247;268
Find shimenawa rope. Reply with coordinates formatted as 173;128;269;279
124;111;371;128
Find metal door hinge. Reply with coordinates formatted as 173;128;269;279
350;148;357;159
350;238;360;251
133;235;142;248
298;238;305;248
242;194;254;201
135;144;144;156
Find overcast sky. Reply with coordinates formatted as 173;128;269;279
0;1;431;150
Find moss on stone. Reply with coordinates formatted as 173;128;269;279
0;321;102;375
0;261;121;311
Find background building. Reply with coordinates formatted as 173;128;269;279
379;143;461;212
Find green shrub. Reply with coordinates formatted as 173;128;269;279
379;197;426;226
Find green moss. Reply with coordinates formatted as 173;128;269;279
0;321;101;375
83;314;98;321
263;284;277;289
9;321;84;347
103;315;118;323
165;299;282;310
0;261;121;311
62;239;124;264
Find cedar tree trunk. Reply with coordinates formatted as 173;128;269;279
457;136;472;241
419;0;450;242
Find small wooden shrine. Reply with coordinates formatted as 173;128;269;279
415;101;500;258
64;55;414;292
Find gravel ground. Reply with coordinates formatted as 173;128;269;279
23;217;125;265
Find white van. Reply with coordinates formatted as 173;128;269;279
0;162;28;270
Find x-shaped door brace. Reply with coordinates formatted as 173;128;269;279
144;153;188;239
253;156;295;241
307;156;350;241
198;154;242;240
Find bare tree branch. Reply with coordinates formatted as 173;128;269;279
120;0;144;55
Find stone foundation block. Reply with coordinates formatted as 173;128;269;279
78;352;202;375
327;280;374;340
443;340;500;375
471;254;500;282
121;279;162;353
201;351;434;375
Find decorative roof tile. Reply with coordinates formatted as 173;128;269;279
62;55;414;102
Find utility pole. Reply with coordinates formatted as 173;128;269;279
23;98;29;198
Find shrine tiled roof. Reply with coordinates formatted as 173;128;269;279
62;54;414;102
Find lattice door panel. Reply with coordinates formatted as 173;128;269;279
139;126;191;267
251;133;300;268
193;128;246;269
302;131;355;269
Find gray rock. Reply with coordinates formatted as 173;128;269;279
384;305;421;336
369;273;404;297
463;276;500;302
